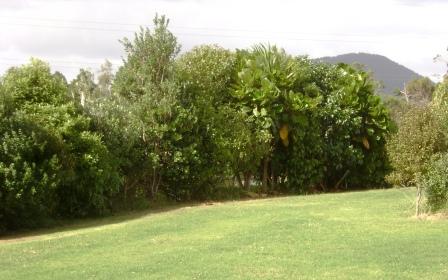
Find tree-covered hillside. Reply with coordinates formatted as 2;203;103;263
318;53;422;94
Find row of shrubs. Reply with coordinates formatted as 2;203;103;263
0;15;393;232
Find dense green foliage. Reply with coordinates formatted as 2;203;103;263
387;76;448;213
0;15;394;231
1;59;67;107
423;79;448;212
234;46;392;192
0;59;120;231
100;15;201;201
386;106;447;187
419;153;448;212
173;45;241;198
0;114;61;230
404;77;435;104
319;65;391;188
234;46;323;191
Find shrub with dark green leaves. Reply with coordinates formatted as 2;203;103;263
420;153;448;212
233;47;392;192
321;65;392;189
0;117;61;231
21;103;122;217
1;58;67;107
0;59;121;231
170;45;241;199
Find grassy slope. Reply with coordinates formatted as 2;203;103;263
1;188;448;279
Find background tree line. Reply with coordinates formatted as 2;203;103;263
7;14;441;232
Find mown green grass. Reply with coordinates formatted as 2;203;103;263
1;188;448;279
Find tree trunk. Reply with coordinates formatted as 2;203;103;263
150;167;158;199
262;158;269;193
334;170;350;190
243;172;252;190
154;172;162;199
235;173;244;189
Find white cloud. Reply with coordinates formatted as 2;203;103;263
0;0;446;80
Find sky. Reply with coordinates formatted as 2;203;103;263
0;0;447;81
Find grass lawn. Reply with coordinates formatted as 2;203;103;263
1;188;448;279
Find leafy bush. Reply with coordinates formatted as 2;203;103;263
419;153;448;212
386;106;447;186
1;58;67;107
417;79;448;212
0;59;121;231
164;45;240;200
319;64;392;189
234;45;324;192
0;117;61;231
233;46;392;192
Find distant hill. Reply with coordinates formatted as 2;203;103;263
317;53;422;95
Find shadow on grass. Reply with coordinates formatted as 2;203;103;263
0;189;283;243
1;188;393;243
0;201;205;243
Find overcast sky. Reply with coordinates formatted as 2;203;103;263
0;0;447;81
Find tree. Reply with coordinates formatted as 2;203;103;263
1;58;67;107
402;77;435;104
418;77;448;214
22;103;121;217
110;15;185;200
234;46;392;192
69;69;97;106
234;45;324;192
0;108;61;230
386;106;446;187
174;45;244;195
97;60;114;97
113;15;180;99
432;77;448;109
176;45;236;106
53;71;68;87
320;64;392;189
419;153;448;213
220;106;271;190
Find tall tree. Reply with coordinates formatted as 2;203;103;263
69;69;96;106
113;15;180;99
110;15;185;199
97;60;114;97
234;45;323;191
